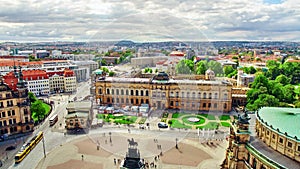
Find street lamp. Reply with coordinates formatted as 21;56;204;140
175;138;178;149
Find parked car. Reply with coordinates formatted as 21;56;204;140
158;122;168;128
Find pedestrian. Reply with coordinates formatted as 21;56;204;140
81;154;84;161
114;158;116;165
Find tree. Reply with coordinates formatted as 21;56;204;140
224;66;235;76
208;60;223;75
31;100;46;122
196;61;208;75
176;60;192;74
275;75;291;86
265;60;281;80
249;73;269;89
282;84;296;103
100;67;109;73
109;71;115;77
28;92;37;103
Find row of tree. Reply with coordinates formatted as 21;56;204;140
246;60;300;110
28;92;47;122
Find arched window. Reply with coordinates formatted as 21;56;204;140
203;93;207;99
198;92;201;98
141;90;144;96
146;90;149;96
111;89;114;95
209;93;212;99
214;93;218;99
121;89;124;95
106;89;110;94
126;90;129;95
224;103;227;109
192;92;195;98
223;93;228;100
116;89;119;95
136;90;139;96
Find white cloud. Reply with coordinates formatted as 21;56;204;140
0;0;299;42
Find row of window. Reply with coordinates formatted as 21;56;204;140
0;100;14;108
0;93;12;99
0;110;16;118
104;89;150;96
170;101;228;109
263;128;300;151
27;80;48;83
100;88;229;99
106;98;149;105
0;118;17;126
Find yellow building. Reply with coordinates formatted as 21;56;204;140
0;75;33;138
95;72;232;112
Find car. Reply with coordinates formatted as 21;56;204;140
158;122;168;128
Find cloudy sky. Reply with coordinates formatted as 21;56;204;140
0;0;299;42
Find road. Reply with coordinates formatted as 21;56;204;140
7;80;92;169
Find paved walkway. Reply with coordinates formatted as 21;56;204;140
35;130;227;169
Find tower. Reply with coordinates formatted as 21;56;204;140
221;111;251;169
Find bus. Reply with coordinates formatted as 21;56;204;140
49;114;58;126
15;131;43;164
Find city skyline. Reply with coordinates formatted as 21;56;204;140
0;0;299;42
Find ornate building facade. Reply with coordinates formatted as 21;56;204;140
222;107;300;169
95;72;232;112
0;69;33;138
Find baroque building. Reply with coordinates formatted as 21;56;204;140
95;71;232;112
222;107;300;169
0;68;33;138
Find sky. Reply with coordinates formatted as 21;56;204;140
0;0;299;42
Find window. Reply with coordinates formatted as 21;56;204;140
107;98;110;102
112;89;114;95
203;93;206;99
287;142;293;148
106;89;110;94
121;98;124;103
170;101;174;106
297;146;300;152
214;93;218;99
3;120;7;126
175;102;179;106
266;131;269;135
279;138;283;143
121;89;124;95
7;111;11;116
198;92;201;98
126;98;129;103
131;90;134;95
116;89;119;95
187;92;190;98
176;92;179;97
99;88;102;94
136;99;139;104
209;93;212;99
136;90;139;96
131;99;134;104
272;134;275;139
208;103;211;108
224;103;227;109
192;92;195;98
146;90;149;96
141;90;144;96
126;90;129;95
181;92;185;97
203;103;206;108
1;112;5;117
223;93;228;99
214;103;217;108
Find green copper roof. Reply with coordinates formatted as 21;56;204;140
257;107;300;140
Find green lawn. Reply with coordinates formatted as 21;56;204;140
196;122;219;129
199;114;216;120
220;122;231;127
114;116;137;124
219;115;231;121
182;116;205;125
169;119;192;129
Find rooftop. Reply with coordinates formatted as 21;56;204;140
257;107;300;140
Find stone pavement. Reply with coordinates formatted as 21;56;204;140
35;129;227;169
